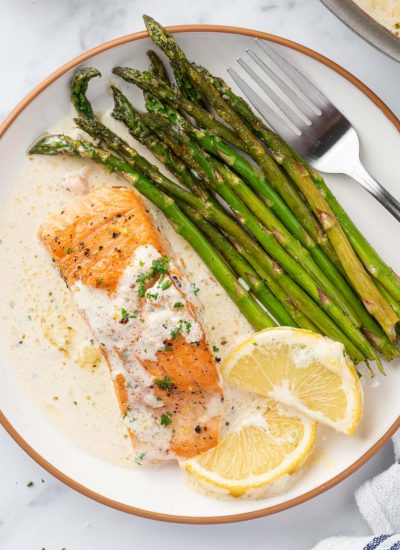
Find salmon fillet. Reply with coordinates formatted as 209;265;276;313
39;185;223;464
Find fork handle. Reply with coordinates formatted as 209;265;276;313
349;161;400;223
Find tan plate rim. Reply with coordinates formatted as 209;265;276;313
0;24;399;525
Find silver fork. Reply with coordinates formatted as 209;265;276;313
228;40;400;222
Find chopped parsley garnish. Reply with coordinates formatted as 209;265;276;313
160;279;172;291
190;283;200;295
160;413;172;427
191;341;200;347
152;256;170;275
26;481;34;487
66;247;74;254
212;345;220;352
120;308;129;323
73;400;78;405
146;291;158;300
173;301;184;310
163;346;173;352
136;256;170;297
170;326;182;340
136;273;148;298
155;376;173;390
97;278;104;286
135;452;145;465
183;320;192;334
139;260;144;267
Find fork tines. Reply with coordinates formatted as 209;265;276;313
228;39;337;140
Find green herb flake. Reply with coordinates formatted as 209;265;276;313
160;279;172;291
73;400;78;406
146;291;158;300
66;247;74;254
170;326;182;340
120;308;129;323
136;273;148;297
191;341;200;347
160;413;172;427
212;345;220;352
155;376;173;390
97;278;104;286
173;301;184;310
190;283;200;295
26;481;34;487
162;346;173;352
135;452;145;465
152;256;170;276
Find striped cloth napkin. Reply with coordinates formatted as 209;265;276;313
311;431;400;550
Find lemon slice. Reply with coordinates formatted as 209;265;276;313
222;327;363;435
183;403;316;498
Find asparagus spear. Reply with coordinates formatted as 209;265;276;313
142;16;399;341
147;47;205;106
142;116;384;364
70;67;101;119
146;50;170;82
183;207;298;327
30;134;274;331
170;61;205;107
375;280;400;319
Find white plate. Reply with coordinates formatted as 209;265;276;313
0;25;399;524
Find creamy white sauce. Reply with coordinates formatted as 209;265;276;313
0;113;254;469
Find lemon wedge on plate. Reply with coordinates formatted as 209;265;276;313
183;402;316;498
222;327;363;436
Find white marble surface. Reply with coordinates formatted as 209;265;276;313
0;1;399;549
